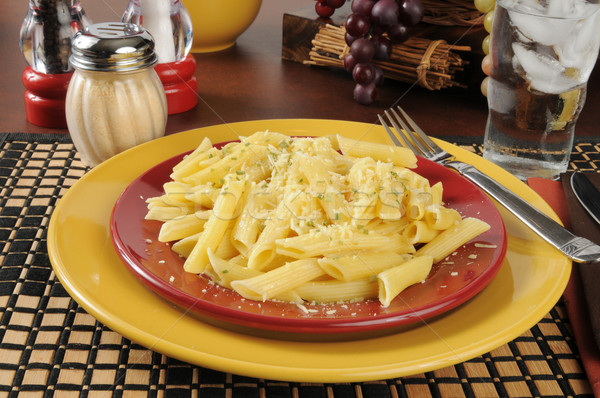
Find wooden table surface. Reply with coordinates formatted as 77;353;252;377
2;0;599;137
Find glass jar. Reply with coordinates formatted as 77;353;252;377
20;0;90;74
65;23;168;168
122;0;192;63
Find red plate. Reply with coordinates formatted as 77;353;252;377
110;145;507;340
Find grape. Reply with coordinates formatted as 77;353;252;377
345;13;371;37
484;11;494;33
474;0;495;13
353;82;377;105
352;63;376;84
482;35;490;54
326;0;346;8
371;35;392;61
481;54;492;75
480;76;489;97
343;53;358;72
350;38;376;63
371;0;400;28
345;32;358;46
351;0;376;15
399;0;424;26
314;0;346;18
315;1;335;18
387;23;410;43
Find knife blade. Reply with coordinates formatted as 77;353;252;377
571;172;600;225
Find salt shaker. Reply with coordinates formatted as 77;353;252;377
122;0;192;63
122;0;198;115
65;22;168;168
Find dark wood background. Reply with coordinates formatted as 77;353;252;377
3;0;599;137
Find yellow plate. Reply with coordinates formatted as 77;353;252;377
48;119;570;383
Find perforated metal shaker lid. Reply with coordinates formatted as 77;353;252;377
70;22;157;72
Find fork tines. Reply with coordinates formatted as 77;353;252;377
379;106;440;159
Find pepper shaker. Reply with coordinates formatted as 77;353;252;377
65;22;168;168
20;0;90;128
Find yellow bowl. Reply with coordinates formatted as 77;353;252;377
184;0;263;53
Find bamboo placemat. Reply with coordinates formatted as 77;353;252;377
0;133;597;397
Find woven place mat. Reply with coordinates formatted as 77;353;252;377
0;133;597;397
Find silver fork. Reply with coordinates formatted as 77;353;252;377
379;106;600;264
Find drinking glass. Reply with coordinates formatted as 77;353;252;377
483;0;600;180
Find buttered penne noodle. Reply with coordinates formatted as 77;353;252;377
318;251;413;281
157;210;211;242
183;178;246;273
145;132;491;307
336;134;417;168
296;278;379;303
416;217;491;262
378;255;434;307
231;258;323;301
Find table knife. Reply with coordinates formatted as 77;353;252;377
571;172;600;225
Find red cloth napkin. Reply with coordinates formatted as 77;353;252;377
561;173;600;349
528;176;600;397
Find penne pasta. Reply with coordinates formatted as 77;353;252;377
296;278;379;303
430;181;443;206
171;232;201;257
424;205;461;230
145;204;193;222
416;217;491;262
246;202;292;271
171;137;212;172
336;134;417;168
158;210;211;242
183;144;268;186
183;178;246;273
365;218;408;235
318;251;413;281
275;227;391;259
231;258;324;301
214;224;238;260
208;248;261;288
405;189;434;221
378;255;434;307
231;211;262;256
145;133;492;307
402;220;440;244
185;183;220;208
392;167;430;190
170;146;220;182
242;130;290;147
207;249;302;302
296;153;350;223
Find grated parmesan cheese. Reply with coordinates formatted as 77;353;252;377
474;243;497;249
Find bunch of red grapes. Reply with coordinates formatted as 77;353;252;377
315;0;425;105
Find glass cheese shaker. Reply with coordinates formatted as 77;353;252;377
65;22;168;168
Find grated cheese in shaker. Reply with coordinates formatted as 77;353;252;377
65;22;167;167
